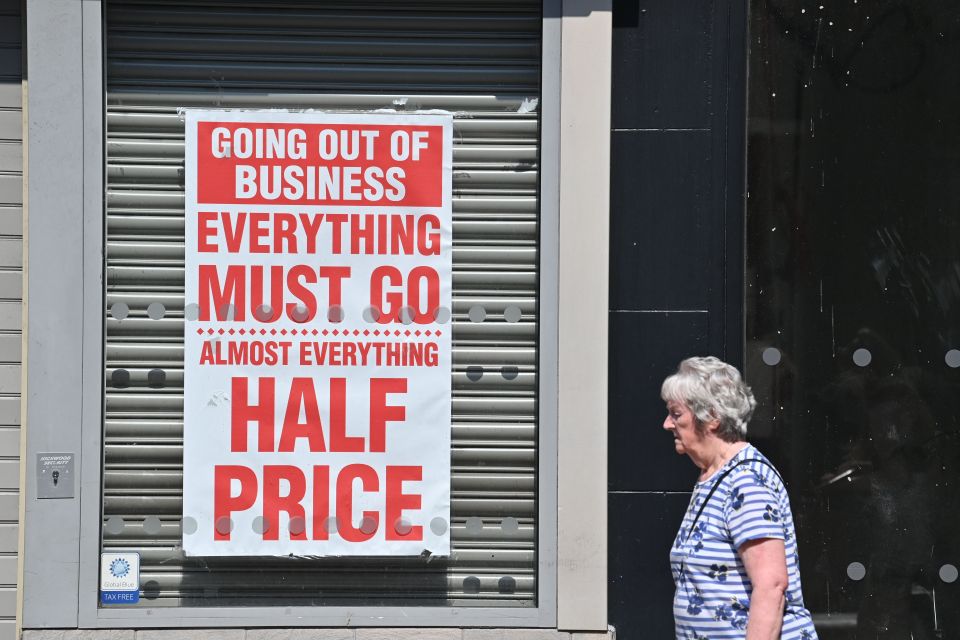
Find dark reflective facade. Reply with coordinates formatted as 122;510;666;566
747;1;960;637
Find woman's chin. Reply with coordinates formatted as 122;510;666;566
673;440;686;454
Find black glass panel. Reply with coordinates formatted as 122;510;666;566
746;1;960;638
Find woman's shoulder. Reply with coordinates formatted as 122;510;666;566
725;446;785;491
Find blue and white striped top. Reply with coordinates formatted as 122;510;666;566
670;444;818;639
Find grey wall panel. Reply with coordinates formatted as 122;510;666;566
0;113;18;140
0;175;19;205
0;239;20;268
0;24;20;593
0;86;18;110
0;365;16;391
0;336;18;362
0;599;10;640
0;144;20;172
0;461;16;491
0;399;16;426
0;273;20;299
23;0;82;627
0;556;14;585
2;0;21;619
0;434;15;463
0;590;14;614
0;303;17;330
0;20;24;589
0;525;13;554
0;207;20;236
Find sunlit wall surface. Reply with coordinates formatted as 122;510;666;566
746;2;960;638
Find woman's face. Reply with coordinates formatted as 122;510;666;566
663;400;703;456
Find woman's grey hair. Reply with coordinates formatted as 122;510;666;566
661;356;757;442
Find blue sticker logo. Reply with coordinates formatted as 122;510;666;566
109;558;130;579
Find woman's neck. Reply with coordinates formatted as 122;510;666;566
697;440;749;481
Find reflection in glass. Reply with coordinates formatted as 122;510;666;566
746;1;960;637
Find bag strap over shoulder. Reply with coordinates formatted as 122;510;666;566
685;457;784;540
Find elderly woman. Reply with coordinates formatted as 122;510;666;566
663;356;818;640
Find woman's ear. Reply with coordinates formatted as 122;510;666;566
704;416;722;434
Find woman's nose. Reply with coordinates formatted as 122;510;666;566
662;416;672;430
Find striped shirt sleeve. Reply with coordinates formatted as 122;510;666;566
724;472;785;549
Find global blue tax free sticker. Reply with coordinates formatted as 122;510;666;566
100;552;140;604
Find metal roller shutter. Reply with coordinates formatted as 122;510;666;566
102;0;542;608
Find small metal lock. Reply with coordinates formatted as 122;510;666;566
37;453;75;499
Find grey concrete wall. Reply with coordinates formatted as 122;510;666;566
0;3;20;640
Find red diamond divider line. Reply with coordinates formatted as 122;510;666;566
196;329;203;335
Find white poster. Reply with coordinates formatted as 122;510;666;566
182;110;453;556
